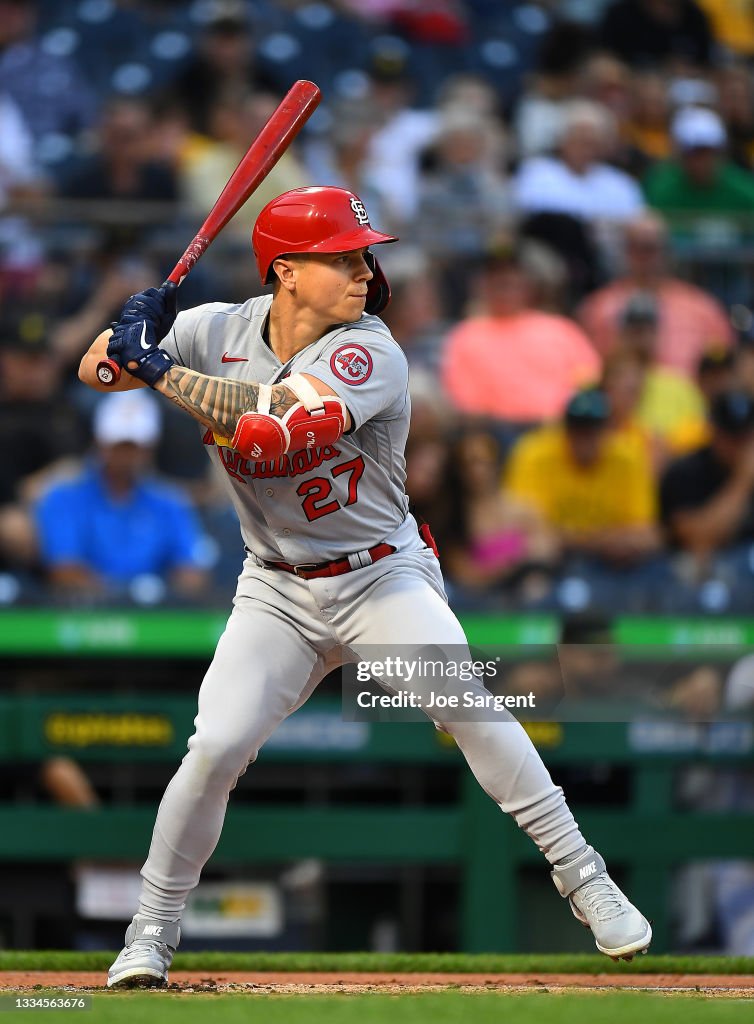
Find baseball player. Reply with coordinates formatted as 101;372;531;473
79;186;651;987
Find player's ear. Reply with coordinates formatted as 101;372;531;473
272;257;297;293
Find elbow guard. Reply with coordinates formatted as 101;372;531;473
232;373;347;461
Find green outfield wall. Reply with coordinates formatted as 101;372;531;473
0;611;752;953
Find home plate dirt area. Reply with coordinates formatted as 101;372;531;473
1;970;754;996
2;954;754;999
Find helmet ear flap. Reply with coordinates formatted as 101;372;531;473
364;250;391;315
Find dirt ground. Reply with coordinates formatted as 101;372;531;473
1;971;753;996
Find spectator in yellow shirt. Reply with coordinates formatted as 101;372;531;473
615;291;706;437
504;388;660;566
598;291;708;473
601;348;667;476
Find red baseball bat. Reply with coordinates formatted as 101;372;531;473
96;79;321;386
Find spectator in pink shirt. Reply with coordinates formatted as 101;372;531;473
577;211;733;376
441;252;601;424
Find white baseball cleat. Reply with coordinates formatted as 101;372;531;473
106;915;180;988
551;846;652;961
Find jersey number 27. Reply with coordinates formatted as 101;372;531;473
296;455;365;522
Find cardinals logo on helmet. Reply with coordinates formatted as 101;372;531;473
349;198;370;226
330;344;373;385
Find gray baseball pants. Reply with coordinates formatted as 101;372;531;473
138;548;585;921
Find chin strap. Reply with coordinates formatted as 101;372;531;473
364;251;391;315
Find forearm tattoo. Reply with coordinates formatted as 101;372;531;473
157;365;297;437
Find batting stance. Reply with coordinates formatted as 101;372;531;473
79;187;651;987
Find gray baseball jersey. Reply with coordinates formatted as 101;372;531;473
130;299;588;937
160;294;417;563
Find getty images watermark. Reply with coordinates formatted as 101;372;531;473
354;656;535;713
340;643;754;724
341;646;538;722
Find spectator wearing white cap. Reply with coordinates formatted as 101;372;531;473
644;106;754;213
33;391;208;602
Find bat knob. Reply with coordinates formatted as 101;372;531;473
96;358;121;387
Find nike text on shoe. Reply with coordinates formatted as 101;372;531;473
106;915;181;989
551;846;652;961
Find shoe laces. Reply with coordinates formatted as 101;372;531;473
572;872;626;922
121;940;167;961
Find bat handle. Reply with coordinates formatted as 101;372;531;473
167;266;186;286
96;356;121;387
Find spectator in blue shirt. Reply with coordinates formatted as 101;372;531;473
34;390;208;602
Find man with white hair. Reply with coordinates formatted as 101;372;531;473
512;100;646;224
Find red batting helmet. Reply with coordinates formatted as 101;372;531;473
252;186;397;315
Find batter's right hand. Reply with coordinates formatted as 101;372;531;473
117;281;177;342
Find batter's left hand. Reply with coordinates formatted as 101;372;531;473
107;319;174;386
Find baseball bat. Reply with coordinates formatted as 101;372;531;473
96;79;322;386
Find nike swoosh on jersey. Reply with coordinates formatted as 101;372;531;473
139;322;150;349
222;352;249;363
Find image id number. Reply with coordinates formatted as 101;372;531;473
0;996;91;1011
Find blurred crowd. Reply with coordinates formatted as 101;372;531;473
4;0;754;612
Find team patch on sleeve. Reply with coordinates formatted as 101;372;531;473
330;343;373;385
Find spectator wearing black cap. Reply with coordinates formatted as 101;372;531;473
0;310;86;569
504;388;660;566
660;390;754;567
609;291;706;439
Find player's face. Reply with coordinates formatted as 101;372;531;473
292;248;373;323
